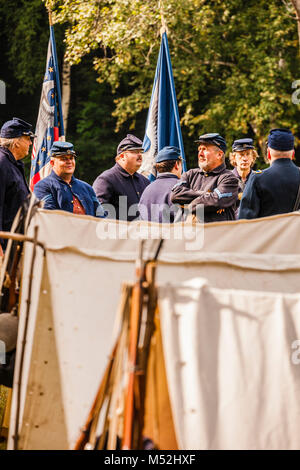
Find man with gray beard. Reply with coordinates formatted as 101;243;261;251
171;133;239;223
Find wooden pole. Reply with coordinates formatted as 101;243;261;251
48;9;53;27
159;0;168;36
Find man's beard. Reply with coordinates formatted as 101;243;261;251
198;161;210;172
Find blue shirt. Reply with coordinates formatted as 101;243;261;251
239;158;300;219
34;170;106;217
93;163;150;221
0;147;30;248
139;173;180;222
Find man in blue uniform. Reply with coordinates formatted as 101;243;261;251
229;138;259;216
239;128;299;219
171;133;239;223
0;117;34;250
139;146;182;222
93;134;150;221
34;142;106;217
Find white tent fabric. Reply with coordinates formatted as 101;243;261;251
159;279;300;450
7;209;300;449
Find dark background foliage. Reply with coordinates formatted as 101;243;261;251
0;0;300;185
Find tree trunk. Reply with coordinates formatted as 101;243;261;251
291;0;300;52
61;53;71;136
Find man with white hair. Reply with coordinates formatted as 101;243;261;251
239;128;299;219
0;117;34;249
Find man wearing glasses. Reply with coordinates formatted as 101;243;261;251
0;117;34;250
93;134;150;221
171;133;239;223
34;141;106;218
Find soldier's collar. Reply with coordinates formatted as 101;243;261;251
51;170;75;185
115;162;139;178
232;167;253;180
199;162;226;175
157;172;179;178
1;146;22;166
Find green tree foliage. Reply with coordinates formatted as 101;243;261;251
51;0;300;162
0;0;65;94
66;57;121;184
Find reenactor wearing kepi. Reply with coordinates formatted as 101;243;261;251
229;138;259;216
93;134;150;221
34;141;106;217
0;117;34;250
239;128;300;219
139;146;182;223
171;133;239;223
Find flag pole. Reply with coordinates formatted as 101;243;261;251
47;4;65;139
158;1;187;172
159;0;168;36
47;6;53;27
163;33;187;172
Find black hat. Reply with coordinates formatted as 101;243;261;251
155;146;181;163
117;134;144;156
268;128;294;151
50;141;76;157
195;133;227;153
0;117;36;139
232;138;254;152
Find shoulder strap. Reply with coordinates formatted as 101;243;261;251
293;168;300;211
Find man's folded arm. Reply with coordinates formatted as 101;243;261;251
188;174;239;211
170;177;203;205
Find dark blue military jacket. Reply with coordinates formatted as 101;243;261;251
171;163;239;223
138;173;180;223
0;147;30;248
232;167;254;217
238;158;300;219
0;350;15;387
34;171;105;217
93;163;150;221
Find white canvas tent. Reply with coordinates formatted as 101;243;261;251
6;209;300;449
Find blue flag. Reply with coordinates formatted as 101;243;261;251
30;25;65;190
140;32;186;180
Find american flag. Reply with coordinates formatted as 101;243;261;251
30;25;64;190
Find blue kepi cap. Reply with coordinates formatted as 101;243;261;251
268;128;294;151
232;138;254;152
50;141;76;157
195;133;227;153
117;134;144;156
155;146;181;163
0;117;36;139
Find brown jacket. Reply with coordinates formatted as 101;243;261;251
171;163;239;222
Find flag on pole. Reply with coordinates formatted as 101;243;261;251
140;31;187;180
30;24;65;190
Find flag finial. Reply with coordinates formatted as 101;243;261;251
159;0;168;36
45;1;54;26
